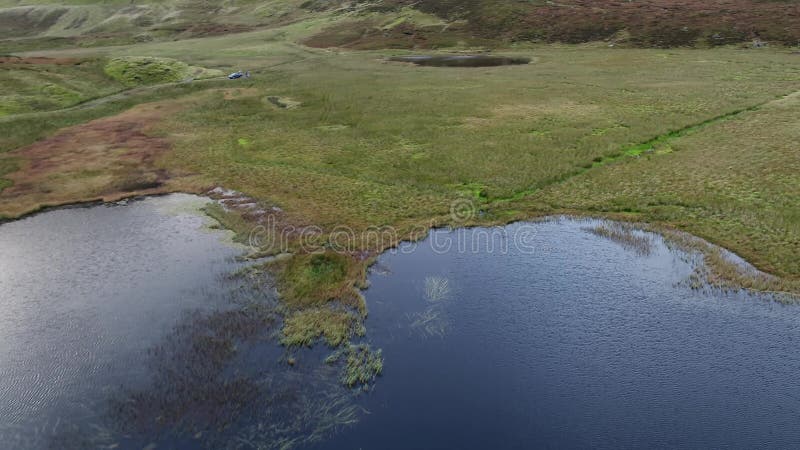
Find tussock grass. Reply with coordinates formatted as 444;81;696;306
272;252;365;311
0;79;224;153
282;307;363;347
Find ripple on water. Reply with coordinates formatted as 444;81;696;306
0;194;244;445
319;219;800;450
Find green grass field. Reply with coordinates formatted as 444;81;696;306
0;57;125;116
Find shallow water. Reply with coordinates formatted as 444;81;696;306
388;55;531;67
319;219;800;449
0;194;364;449
0;195;247;447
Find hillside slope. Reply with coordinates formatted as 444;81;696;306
2;0;799;52
413;0;800;45
312;0;800;49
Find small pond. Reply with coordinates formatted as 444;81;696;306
388;55;531;67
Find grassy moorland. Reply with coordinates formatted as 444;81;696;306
1;2;799;348
527;89;800;292
0;56;124;116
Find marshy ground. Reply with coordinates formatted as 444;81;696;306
1;3;800;446
2;27;799;347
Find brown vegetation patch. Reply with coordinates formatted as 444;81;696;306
303;19;487;50
0;100;192;218
388;0;800;47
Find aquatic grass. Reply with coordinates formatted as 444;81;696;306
326;344;384;388
648;225;800;302
107;274;363;448
424;275;451;302
232;371;363;449
411;275;456;338
586;223;654;256
281;307;363;347
409;307;451;339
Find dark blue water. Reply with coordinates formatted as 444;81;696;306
3;206;799;449
320;219;800;449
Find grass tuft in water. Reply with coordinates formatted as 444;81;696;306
326;344;384;388
282;307;361;347
424;275;451;302
410;275;456;338
586;223;654;256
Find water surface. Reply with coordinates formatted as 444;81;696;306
4;205;800;449
0;194;245;447
320;219;800;449
388;55;531;67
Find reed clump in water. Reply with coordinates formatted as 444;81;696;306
111;304;277;436
110;293;364;448
410;276;455;338
325;344;383;388
652;225;800;302
281;306;364;347
586;222;654;256
425;275;451;302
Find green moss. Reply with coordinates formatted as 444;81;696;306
275;252;356;308
104;56;191;87
40;83;82;107
453;182;489;200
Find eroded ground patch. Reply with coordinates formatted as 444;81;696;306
0;100;188;217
